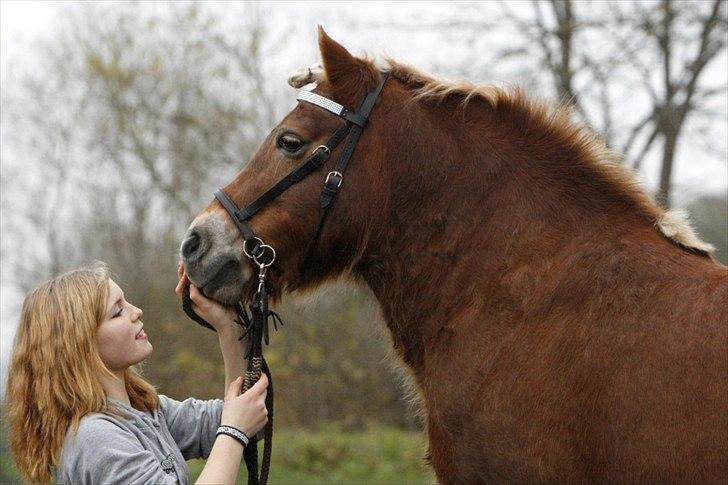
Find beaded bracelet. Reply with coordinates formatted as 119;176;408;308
216;425;250;448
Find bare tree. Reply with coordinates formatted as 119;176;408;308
365;1;726;209
502;0;727;207
2;2;280;285
2;2;415;427
1;36;88;288
1;1;286;395
632;0;725;206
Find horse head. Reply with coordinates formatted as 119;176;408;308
180;28;391;305
179;26;728;485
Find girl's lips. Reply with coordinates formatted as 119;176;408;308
136;329;147;340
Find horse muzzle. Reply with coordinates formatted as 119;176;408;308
180;215;253;305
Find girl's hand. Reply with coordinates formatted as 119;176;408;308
222;374;269;438
175;262;238;334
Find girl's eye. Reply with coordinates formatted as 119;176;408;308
276;133;306;155
113;307;123;318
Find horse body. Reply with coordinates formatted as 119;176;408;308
181;29;727;483
356;102;727;481
363;210;727;482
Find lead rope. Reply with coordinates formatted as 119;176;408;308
182;260;281;485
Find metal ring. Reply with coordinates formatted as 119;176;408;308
243;238;276;267
325;171;343;188
253;244;276;268
312;145;330;156
243;237;265;259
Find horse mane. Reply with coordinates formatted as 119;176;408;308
287;57;714;257
383;60;714;257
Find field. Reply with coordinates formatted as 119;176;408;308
1;425;435;485
188;424;434;484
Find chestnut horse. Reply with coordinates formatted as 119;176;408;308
181;29;727;483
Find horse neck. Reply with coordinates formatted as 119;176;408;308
354;99;659;375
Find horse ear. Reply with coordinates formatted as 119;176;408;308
318;26;358;85
317;26;378;105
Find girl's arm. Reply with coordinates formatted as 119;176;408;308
216;315;247;393
195;375;268;485
196;433;244;485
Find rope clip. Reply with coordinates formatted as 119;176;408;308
256;264;267;297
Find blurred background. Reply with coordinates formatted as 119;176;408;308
1;1;726;483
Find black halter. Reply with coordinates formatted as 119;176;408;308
214;71;389;267
183;72;388;485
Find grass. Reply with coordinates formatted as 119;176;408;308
0;452;22;485
0;425;434;484
187;424;435;484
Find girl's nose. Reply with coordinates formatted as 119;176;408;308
131;305;143;321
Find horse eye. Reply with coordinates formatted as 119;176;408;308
277;133;306;155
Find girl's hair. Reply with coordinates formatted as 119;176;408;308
5;262;159;483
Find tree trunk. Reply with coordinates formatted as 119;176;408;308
657;129;678;208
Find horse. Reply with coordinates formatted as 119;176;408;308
180;27;728;484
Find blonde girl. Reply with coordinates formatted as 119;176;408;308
6;262;267;484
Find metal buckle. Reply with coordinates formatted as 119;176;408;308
312;145;330;156
325;171;343;188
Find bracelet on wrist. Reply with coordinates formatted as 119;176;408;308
216;425;249;448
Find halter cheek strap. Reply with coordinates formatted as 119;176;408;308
300;74;388;261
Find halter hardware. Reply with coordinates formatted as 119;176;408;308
325;170;343;189
312;144;330;157
243;237;276;268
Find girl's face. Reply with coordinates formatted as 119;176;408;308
97;279;153;372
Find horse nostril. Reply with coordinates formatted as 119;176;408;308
181;230;206;262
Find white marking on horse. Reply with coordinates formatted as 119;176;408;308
656;209;714;253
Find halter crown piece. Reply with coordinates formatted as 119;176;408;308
183;72;389;485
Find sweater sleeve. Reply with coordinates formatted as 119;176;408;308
56;416;178;485
159;395;224;460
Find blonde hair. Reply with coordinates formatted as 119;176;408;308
5;262;160;483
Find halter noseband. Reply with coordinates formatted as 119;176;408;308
214;72;389;267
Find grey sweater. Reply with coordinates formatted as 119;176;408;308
55;395;223;485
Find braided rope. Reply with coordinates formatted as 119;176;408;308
243;357;263;392
260;359;273;483
242;301;270;485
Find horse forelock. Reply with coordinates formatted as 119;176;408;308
288;63;324;88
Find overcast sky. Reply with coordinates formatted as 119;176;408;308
1;0;726;393
2;1;726;188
